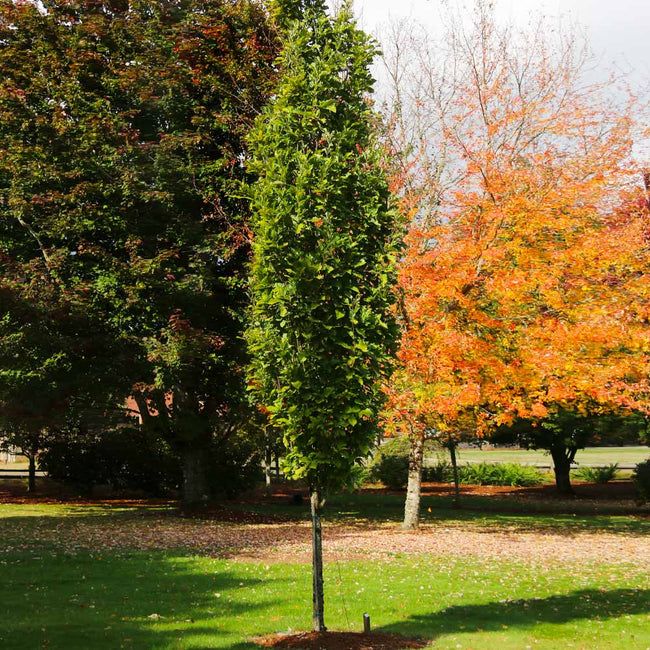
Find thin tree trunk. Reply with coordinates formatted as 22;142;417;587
402;435;424;530
550;445;575;495
28;453;36;494
449;441;461;508
310;488;326;633
263;445;273;496
181;446;210;506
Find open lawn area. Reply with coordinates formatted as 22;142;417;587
434;446;650;468
1;486;649;649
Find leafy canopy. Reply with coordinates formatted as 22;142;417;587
0;0;278;449
247;1;401;492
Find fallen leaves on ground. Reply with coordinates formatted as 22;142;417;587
1;503;648;566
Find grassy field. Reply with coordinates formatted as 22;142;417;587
0;550;647;650
441;446;649;467
0;498;648;649
0;460;28;470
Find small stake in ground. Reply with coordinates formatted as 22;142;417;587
363;613;371;634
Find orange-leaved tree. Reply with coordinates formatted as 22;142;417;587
382;0;650;527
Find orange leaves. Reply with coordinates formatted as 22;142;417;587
384;4;650;438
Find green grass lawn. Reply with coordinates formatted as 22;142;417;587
447;446;649;467
232;491;650;531
0;458;29;470
0;550;647;650
0;501;648;649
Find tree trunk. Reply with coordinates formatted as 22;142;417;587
181;447;210;506
310;488;326;633
449;441;461;508
27;453;36;494
263;445;273;496
402;435;424;530
550;445;575;495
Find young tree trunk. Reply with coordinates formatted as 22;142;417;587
310;488;326;633
27;453;36;494
263;445;273;496
449;441;461;508
550;445;575;495
181;447;210;506
402;434;424;530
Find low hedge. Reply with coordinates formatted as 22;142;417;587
458;462;544;487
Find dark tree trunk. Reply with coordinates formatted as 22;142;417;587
181;447;210;506
27;453;36;494
550;445;576;495
402;435;424;530
449;441;461;508
310;488;326;633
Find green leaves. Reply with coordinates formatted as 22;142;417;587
247;3;402;493
0;1;279;480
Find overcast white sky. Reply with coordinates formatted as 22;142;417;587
351;0;650;85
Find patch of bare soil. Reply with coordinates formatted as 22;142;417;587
254;631;426;649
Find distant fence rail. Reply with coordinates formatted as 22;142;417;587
0;469;46;479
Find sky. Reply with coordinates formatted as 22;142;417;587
345;0;649;160
351;0;650;86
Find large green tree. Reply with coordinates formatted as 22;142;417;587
0;282;126;492
0;0;278;503
247;0;401;631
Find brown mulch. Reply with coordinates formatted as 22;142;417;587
361;480;639;500
0;476;639;504
254;632;427;649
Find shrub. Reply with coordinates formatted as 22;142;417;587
369;438;410;490
343;463;372;492
422;460;453;483
459;462;544;487
209;432;264;499
40;425;263;498
575;464;619;484
40;426;180;496
633;459;650;502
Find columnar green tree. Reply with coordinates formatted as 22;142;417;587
247;0;401;631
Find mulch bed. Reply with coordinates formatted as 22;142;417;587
2;473;640;505
371;480;639;500
254;632;427;649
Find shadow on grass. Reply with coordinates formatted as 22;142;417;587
235;492;650;536
379;588;650;641
0;551;283;650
